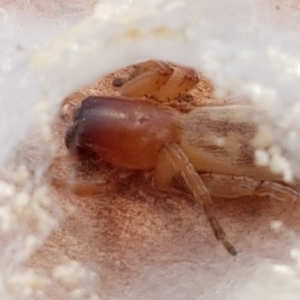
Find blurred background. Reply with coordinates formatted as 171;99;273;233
1;0;300;299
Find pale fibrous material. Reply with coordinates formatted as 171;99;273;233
1;0;300;299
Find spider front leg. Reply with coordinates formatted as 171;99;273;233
113;60;199;101
156;143;237;256
50;176;115;197
48;155;115;197
200;174;299;202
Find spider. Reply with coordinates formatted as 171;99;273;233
53;60;299;256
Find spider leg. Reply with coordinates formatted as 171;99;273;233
200;174;298;202
48;154;115;196
154;147;178;190
150;63;199;100
254;181;298;202
119;60;174;98
50;177;115;196
116;60;199;100
162;143;237;256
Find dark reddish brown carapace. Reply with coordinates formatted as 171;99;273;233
65;96;180;169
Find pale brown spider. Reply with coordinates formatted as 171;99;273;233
53;60;299;256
